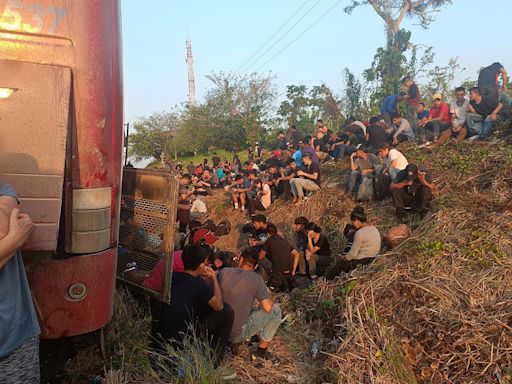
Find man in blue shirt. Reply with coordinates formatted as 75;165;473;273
0;183;39;382
381;92;405;125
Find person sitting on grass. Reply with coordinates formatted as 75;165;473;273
150;244;234;365
304;222;332;278
436;86;470;146
348;144;380;195
247;179;271;217
326;207;381;278
231;174;250;211
378;144;408;182
290;152;321;205
390;163;436;219
218;247;282;364
420;94;451;143
258;223;300;292
391;113;415;144
190;194;207;221
294;216;310;274
467;86;503;140
275;158;299;201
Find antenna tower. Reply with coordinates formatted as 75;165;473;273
185;35;197;106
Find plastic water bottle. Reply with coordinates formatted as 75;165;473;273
310;341;320;360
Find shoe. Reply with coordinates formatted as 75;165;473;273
467;135;479;142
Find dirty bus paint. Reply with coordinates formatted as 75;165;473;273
0;0;123;339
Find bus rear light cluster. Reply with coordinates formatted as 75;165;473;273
71;187;112;254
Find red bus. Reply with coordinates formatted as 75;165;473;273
0;0;123;338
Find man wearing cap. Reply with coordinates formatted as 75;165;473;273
290;152;321;205
349;145;381;194
420;94;451;143
390;164;436;218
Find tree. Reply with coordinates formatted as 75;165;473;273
344;0;452;40
129;111;179;164
341;68;369;118
175;72;277;152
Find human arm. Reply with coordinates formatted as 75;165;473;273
500;67;508;90
0;206;34;269
202;266;224;311
390;179;413;190
343;230;362;261
418;172;437;191
296;169;318;181
350;152;358;171
490;102;504;121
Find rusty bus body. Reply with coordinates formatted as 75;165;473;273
0;0;123;338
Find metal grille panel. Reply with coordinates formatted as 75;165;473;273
117;168;178;303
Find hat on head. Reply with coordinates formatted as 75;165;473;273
432;93;442;100
192;228;219;245
405;164;419;181
355;144;365;151
369;115;381;124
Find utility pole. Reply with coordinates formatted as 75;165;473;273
124;122;130;166
185;34;197;107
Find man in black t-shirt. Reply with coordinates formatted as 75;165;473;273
259;224;299;292
478;62;507;104
151;245;234;363
289;152;321;205
212;154;221;168
466;87;503;139
390;164;436;218
366;116;389;153
276;158;298;201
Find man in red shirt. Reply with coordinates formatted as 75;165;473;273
420;94;451;143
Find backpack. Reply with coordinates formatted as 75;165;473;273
356;177;374;202
203;219;217;232
291;275;313;290
214;220;231;237
373;173;391;201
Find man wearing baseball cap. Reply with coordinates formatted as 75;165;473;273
419;94;451;143
390;164;436;218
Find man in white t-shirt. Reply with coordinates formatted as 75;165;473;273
190;194;208;220
437;86;470;145
379;144;408;181
247;179;271;216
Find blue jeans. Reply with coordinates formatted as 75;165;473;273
235;304;282;343
332;144;355;159
466;113;495;138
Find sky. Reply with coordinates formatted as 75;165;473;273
122;0;512;123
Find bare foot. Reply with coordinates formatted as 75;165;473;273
292;197;298;204
294;198;303;206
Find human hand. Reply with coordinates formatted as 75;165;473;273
418;172;427;184
393;137;398;145
350;152;356;160
201;265;217;280
404;180;414;187
305;251;311;261
490;113;497;121
297;170;305;177
8;208;34;247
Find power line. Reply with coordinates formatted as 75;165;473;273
234;0;313;76
241;0;324;75
254;0;344;73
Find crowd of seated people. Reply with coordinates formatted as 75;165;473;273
150;62;510;375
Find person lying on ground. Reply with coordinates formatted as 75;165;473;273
420;94;451;143
231;174;250;211
467;87;503;140
304;222;332;278
390;113;415;144
390;163;436;218
247;179;271;216
436;86;470;146
218;247;282;363
378;144;408;182
258;223;299;292
290;152;321;205
348;144;381;195
326;207;381;278
150;244;234;364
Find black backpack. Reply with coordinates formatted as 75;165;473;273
373;173;391;201
214;220;231;237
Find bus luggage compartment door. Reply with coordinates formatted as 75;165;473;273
118;168;178;303
0;60;70;251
